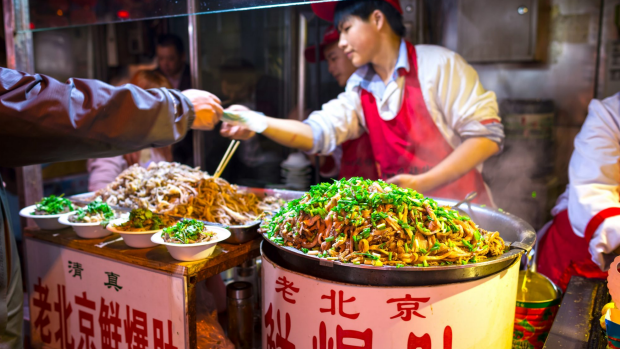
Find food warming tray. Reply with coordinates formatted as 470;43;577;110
261;198;535;287
69;187;305;244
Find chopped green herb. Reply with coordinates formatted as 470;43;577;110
462;239;475;252
162;219;214;244
32;194;74;215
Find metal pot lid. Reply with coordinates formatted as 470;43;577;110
261;198;535;287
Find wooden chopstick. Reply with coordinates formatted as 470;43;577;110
213;140;240;179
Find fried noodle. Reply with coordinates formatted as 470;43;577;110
261;178;505;267
96;162;283;225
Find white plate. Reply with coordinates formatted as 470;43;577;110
19;205;77;231
151;226;231;262
106;218;167;249
58;213;115;239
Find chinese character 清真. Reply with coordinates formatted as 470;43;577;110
104;272;123;292
68;261;84;279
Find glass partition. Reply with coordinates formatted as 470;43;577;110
24;0;343;32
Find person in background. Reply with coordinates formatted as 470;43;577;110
0;67;222;349
221;0;503;205
154;34;195;166
304;25;378;180
154;34;191;91
87;70;174;191
537;93;620;291
217;60;286;187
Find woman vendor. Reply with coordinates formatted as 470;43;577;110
221;0;504;205
538;93;620;291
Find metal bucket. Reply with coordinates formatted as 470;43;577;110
512;271;561;349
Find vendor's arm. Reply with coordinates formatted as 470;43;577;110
388;137;498;192
221;90;365;155
566;94;620;270
388;46;503;192
0;68;222;167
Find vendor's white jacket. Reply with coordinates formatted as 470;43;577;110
304;43;504;161
542;93;620;270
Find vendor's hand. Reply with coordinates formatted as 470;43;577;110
387;174;435;193
222;105;268;133
226;104;251;113
220;122;256;140
182;89;223;131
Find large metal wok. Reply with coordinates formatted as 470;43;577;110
261;198;536;287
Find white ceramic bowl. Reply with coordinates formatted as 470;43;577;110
19;205;77;231
58;213;114;239
151;226;231;262
106;218;165;249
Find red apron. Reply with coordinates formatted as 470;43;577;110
339;134;379;180
360;42;492;205
537;208;620;291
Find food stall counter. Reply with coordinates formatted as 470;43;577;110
24;226;261;349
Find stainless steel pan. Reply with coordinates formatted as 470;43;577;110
261;198;535;286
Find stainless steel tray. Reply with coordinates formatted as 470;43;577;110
69;187;305;244
261;197;535;286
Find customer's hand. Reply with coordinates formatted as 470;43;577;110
182;89;223;130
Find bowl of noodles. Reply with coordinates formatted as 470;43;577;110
151;219;231;261
107;209;177;248
20;195;77;230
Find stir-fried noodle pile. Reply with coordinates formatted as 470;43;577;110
262;178;505;267
96;162;282;225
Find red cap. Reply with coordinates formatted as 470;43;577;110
304;25;340;63
311;0;403;22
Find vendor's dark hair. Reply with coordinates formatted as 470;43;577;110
334;0;406;37
157;34;185;55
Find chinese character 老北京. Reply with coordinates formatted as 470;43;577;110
320;290;359;320
33;278;52;344
275;276;300;304
386;295;430;321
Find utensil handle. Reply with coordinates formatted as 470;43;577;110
214;140;240;179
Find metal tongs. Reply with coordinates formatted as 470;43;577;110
452;191;477;209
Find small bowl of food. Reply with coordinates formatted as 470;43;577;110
19;195;77;230
151;219;231;261
58;199;119;239
107;209;177;248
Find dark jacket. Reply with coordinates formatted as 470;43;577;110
0;67;195;348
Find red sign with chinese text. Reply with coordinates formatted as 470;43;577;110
26;238;186;349
262;254;519;348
